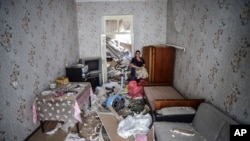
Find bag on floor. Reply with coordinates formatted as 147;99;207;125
128;80;144;98
137;79;147;86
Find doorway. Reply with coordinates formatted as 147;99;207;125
101;15;134;84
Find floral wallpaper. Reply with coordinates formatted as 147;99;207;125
76;0;167;58
0;0;78;140
1;0;248;140
167;0;250;124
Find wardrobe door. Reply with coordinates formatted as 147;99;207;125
142;46;155;82
154;47;175;84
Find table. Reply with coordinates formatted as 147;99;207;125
32;82;93;132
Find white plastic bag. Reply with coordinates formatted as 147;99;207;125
117;113;152;138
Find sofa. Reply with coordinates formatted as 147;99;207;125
153;103;239;141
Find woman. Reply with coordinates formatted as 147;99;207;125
130;50;145;81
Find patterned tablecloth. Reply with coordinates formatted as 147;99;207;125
33;82;92;124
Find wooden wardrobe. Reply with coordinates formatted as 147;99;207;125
142;45;175;85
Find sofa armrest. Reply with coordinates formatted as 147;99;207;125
155;99;205;111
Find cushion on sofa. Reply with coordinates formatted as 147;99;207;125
154;122;206;141
156;106;196;115
192;103;238;141
155;106;196;122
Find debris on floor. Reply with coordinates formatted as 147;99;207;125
64;133;85;141
43;79;152;141
78;112;102;141
91;81;152;140
45;122;62;135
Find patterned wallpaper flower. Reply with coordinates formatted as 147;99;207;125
0;0;78;140
167;0;250;124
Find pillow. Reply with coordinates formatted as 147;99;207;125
156;106;196;116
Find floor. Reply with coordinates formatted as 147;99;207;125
26;82;148;141
26;111;110;141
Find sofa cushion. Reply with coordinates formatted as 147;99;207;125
156;106;196;115
155;106;196;122
154;122;206;141
192;103;238;141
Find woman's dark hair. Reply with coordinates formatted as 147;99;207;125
135;50;140;54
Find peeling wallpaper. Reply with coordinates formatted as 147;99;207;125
0;0;78;140
76;1;167;58
167;0;250;124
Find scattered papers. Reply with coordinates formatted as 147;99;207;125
45;121;77;135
